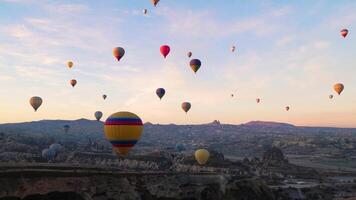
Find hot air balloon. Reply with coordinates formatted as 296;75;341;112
182;102;191;113
104;111;143;156
256;98;261;103
334;83;344;95
95;111;103;121
67;61;73;69
42;148;56;160
151;0;159;7
49;143;63;153
189;59;201;74
63;125;70;133
341;29;349;38
285;106;290;111
113;47;125;62
187;51;192;58
329;95;334;99
195;149;209;165
70;79;77;87
175;143;185;152
231;94;234;98
29;96;43;112
160;45;170;58
143;8;148;14
231;45;236;52
156;88;165;100
103;95;107;100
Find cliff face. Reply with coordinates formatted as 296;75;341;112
0;173;275;200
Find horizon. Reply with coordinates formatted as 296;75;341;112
0;1;356;127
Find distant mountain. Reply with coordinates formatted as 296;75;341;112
243;121;295;128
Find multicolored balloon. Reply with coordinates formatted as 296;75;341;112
67;61;73;69
95;111;103;121
334;83;344;95
156;88;166;100
189;59;201;74
195;149;210;165
182;102;191;113
341;29;349;38
104;111;143;156
113;47;125;62
29;96;43;112
70;79;77;87
160;45;170;58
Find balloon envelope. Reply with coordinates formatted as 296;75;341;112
63;125;70;133
156;88;166;100
329;95;334;99
334;83;344;95
231;46;236;52
113;47;125;61
182;102;191;113
95;111;103;121
189;59;201;73
104;111;143;156
341;29;349;38
67;61;73;68
256;98;261;103
151;0;159;6
103;95;107;100
195;149;210;165
160;45;170;58
29;96;43;112
285;106;290;111
143;8;147;14
187;52;192;58
70;79;77;87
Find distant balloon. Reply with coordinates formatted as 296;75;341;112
334;83;344;95
189;59;201;74
67;61;73;69
195;149;209;165
49;143;63;153
285;106;290;111
113;47;125;62
340;29;349;38
231;45;236;52
175;143;185;152
181;102;191;113
42;148;56;160
231;94;234;98
103;95;107;100
95;111;103;121
63;125;70;133
187;51;192;58
143;8;148;14
70;79;77;87
256;98;261;103
151;0;159;7
156;88;166;100
160;45;170;58
104;111;143;156
29;96;43;112
329;94;334;99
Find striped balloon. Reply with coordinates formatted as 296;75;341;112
104;112;143;156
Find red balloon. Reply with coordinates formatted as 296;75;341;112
160;45;170;58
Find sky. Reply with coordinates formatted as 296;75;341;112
0;0;355;127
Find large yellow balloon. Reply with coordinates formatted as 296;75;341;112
104;112;143;156
29;96;43;112
334;83;344;95
67;61;73;68
195;149;210;165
